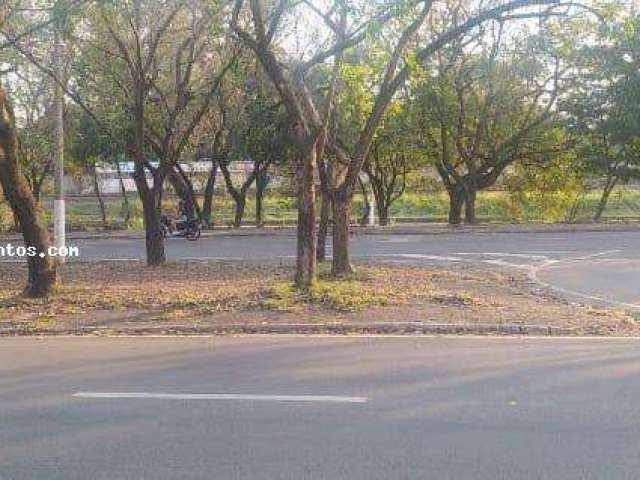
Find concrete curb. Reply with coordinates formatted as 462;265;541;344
0;322;587;337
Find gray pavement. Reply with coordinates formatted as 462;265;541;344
63;229;640;260
3;336;640;479
41;230;640;309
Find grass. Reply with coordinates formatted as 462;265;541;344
260;264;390;312
1;187;640;233
382;189;640;223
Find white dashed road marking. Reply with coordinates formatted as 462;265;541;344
73;392;369;404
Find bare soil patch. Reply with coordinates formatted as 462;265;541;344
0;260;636;336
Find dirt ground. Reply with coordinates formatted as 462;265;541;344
0;259;637;336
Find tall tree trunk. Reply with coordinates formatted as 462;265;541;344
92;164;107;228
464;186;477;224
114;159;131;225
331;187;353;275
32;180;42;204
368;178;391;226
133;170;166;266
377;201;390;226
167;167;191;202
448;187;464;225
128;81;165;264
255;169;267;228
201;161;218;227
0;86;56;297
295;149;317;289
142;187;165;266
234;196;246;228
168;166;202;221
316;159;331;262
255;191;263;228
219;161;255;228
12;209;20;233
358;177;371;225
594;178;617;223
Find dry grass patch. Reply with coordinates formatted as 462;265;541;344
0;261;457;320
0;259;637;335
0;261;283;322
260;266;390;312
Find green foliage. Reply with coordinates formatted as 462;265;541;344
230;77;292;169
561;10;640;186
505;148;586;222
5;0;640;238
338;63;376;148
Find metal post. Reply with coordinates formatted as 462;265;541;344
53;29;65;261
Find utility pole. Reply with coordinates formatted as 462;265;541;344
53;27;65;261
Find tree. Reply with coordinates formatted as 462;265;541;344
76;0;234;265
583;134;639;222
334;62;420;226
197;104;228;228
364;107;420;226
0;81;56;296
0;3;57;297
231;0;332;287
232;0;432;280
233;0;580;280
561;12;640;221
12;60;55;204
414;17;568;224
69;108;116;228
218;160;258;228
504;128;585;222
232;78;288;228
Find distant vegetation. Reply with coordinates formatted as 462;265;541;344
2;187;640;234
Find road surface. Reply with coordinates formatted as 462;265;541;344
3;336;640;479
40;230;640;310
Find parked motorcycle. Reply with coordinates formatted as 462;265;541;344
161;215;201;241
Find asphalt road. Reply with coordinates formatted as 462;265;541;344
3;336;640;479
64;230;640;309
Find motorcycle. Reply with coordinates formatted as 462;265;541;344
161;214;202;241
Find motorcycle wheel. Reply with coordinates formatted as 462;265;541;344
186;225;201;241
